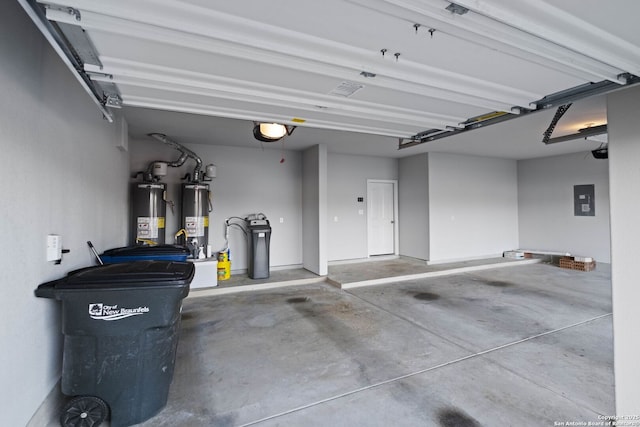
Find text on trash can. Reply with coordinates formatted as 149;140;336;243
88;303;150;321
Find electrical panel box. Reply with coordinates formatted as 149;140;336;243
574;184;595;216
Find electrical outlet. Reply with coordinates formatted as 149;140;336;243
280;217;284;223
47;234;62;261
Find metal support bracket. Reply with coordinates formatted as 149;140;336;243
66;7;81;22
105;94;123;108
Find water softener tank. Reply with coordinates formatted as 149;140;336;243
247;218;271;279
130;183;166;245
182;183;210;255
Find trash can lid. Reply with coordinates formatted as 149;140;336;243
41;261;195;291
101;244;190;257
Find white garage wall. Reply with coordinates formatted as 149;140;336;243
327;153;398;261
130;139;303;271
0;4;130;425
302;144;327;275
518;152;610;262
607;84;640;415
428;153;519;263
398;153;430;261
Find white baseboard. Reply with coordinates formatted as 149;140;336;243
270;264;304;271
329;255;399;266
229;264;305;275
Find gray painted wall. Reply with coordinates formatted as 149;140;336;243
608;84;640;415
0;4;130;425
130;139;304;271
398;153;430;260
327;153;398;261
302;145;328;275
518;152;610;262
428;153;519;263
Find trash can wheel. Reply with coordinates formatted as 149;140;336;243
60;395;109;427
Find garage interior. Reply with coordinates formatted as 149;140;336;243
3;0;640;426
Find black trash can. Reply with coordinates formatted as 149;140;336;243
247;219;271;279
35;260;195;427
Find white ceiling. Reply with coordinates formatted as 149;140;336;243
25;0;640;159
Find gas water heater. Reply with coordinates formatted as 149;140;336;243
132;133;215;257
182;183;211;256
130;182;167;245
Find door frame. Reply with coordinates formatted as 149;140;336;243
366;179;399;257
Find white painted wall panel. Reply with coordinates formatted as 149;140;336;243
327;153;397;261
607;85;640;416
0;4;129;425
518;152;610;262
302;145;327;275
428;153;519;263
398;153;429;260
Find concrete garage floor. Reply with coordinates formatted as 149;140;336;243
44;260;613;426
141;262;613;427
193;256;535;295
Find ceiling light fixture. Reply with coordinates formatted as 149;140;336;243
253;122;296;142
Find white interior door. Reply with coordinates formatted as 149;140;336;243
368;180;396;256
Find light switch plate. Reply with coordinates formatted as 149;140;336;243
47;235;62;262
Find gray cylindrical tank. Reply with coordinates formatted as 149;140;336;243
182;183;210;256
131;183;166;246
247;220;271;279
